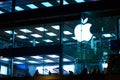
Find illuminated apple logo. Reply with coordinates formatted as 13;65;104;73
74;18;92;42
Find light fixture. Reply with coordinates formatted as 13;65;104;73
46;32;57;36
47;55;59;58
17;35;28;39
75;0;85;3
51;25;60;30
5;30;17;34
63;31;72;35
43;39;53;43
26;4;38;9
41;2;53;7
15;6;24;11
31;34;42;38
35;27;48;31
15;57;26;60
20;29;32;33
31;56;43;59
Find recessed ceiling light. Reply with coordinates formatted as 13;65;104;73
13;61;23;64
15;6;24;11
5;30;17;34
20;29;32;33
41;2;53;7
63;58;70;62
17;35;28;39
31;34;42;38
31;56;43;59
26;4;38;9
51;25;60;30
102;34;113;37
63;31;72;35
43;39;53;43
1;58;9;61
44;59;54;62
30;40;40;44
75;0;85;3
46;32;57;36
28;61;39;63
35;27;48;31
57;0;69;5
0;11;4;14
47;55;59;58
71;37;77;40
15;57;26;60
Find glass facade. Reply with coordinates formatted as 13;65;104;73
0;0;119;78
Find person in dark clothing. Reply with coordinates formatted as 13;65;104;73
34;69;40;76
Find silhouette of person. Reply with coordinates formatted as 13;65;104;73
34;69;40;76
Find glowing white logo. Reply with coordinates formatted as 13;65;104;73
74;18;92;42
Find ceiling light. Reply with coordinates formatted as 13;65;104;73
13;62;23;64
63;31;72;35
0;11;4;14
62;38;69;41
102;34;113;38
43;39;53;43
57;0;69;5
31;56;43;59
15;6;24;11
26;4;38;9
47;55;59;58
17;35;28;39
35;27;48;31
20;29;32;33
71;37;77;40
41;2;53;7
30;40;40;44
28;61;39;63
46;32;57;36
15;57;26;60
1;58;9;61
31;34;42;38
51;25;60;30
44;59;54;62
5;30;17;34
75;0;85;3
63;58;70;62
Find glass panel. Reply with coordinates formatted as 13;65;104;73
62;16;117;75
0;0;12;14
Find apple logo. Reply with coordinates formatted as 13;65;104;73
74;18;93;42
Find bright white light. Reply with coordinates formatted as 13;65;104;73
63;31;72;35
46;32;57;36
20;29;32;33
5;30;17;34
28;61;39;63
31;34;42;38
74;23;92;42
31;56;43;59
0;11;4;14
47;55;59;58
102;62;108;68
43;39;53;43
63;58;70;62
1;58;9;61
51;25;60;30
13;61;23;64
17;35;28;39
41;2;53;7
26;4;38;9
35;27;48;31
15;6;24;11
15;57;26;60
57;0;69;5
63;65;74;74
44;59;54;62
75;0;85;3
102;34;112;38
30;40;40;44
0;65;7;75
